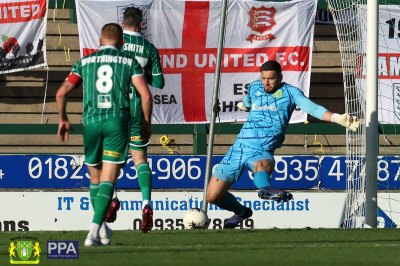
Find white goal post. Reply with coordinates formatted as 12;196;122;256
326;0;378;228
326;0;400;228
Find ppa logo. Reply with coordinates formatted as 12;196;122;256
246;6;277;43
47;241;79;259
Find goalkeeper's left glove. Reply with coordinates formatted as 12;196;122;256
331;113;360;132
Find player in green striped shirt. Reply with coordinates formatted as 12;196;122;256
56;23;152;246
118;6;165;233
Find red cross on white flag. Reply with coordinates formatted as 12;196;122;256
76;0;317;124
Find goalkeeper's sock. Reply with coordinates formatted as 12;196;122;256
137;163;152;201
217;192;245;215
253;171;271;189
89;183;99;209
93;181;114;225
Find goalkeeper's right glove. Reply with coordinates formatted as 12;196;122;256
237;102;250;112
331;113;360;132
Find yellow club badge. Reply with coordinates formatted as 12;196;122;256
273;89;283;99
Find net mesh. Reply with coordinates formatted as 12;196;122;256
327;0;400;228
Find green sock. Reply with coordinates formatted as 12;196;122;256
89;183;99;209
93;181;114;225
137;163;152;201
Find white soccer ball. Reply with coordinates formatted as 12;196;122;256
183;208;209;229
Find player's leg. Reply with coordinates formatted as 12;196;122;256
85;117;129;246
131;148;153;233
87;163;110;242
86;164;115;246
130;149;152;207
206;144;253;228
87;164;101;209
87;162;123;246
94;162;124;225
82;123;103;246
129;99;153;233
248;155;293;202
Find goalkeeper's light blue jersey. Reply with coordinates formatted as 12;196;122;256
236;81;327;151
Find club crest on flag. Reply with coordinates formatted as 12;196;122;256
246;6;277;43
117;4;150;39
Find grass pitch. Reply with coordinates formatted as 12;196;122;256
1;229;400;265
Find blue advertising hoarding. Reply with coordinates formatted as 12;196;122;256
0;155;399;189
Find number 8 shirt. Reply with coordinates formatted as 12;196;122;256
66;46;144;164
68;46;144;125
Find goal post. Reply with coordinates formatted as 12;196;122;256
365;0;378;228
327;0;378;228
326;0;400;228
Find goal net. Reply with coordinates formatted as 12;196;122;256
327;0;400;228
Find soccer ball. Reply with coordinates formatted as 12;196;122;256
183;208;209;229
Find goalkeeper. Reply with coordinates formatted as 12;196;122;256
206;60;360;229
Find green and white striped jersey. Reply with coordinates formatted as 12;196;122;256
71;46;143;125
122;31;163;76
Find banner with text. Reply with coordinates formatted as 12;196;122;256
1;191;398;231
357;5;400;124
76;0;317;123
1;154;400;190
0;0;48;74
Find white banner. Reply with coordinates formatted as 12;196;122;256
0;192;341;231
0;0;48;74
379;6;400;124
357;5;400;124
1;191;398;231
76;0;316;124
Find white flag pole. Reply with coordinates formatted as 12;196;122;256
202;0;228;213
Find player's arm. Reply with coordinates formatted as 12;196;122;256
56;72;82;142
147;46;165;89
147;73;164;89
132;75;153;139
237;85;252;111
292;88;360;132
237;94;251;111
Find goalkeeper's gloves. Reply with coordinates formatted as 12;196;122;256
237;94;252;112
331;113;360;132
237;102;250;112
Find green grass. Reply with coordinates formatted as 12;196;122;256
1;229;400;265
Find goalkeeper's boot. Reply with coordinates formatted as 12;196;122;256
106;197;120;223
99;222;112;245
141;204;153;233
258;187;293;203
84;233;101;247
223;207;253;229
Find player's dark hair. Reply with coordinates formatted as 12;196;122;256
123;7;143;27
260;60;282;74
101;23;123;41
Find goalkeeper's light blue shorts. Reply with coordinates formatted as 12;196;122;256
213;142;275;184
